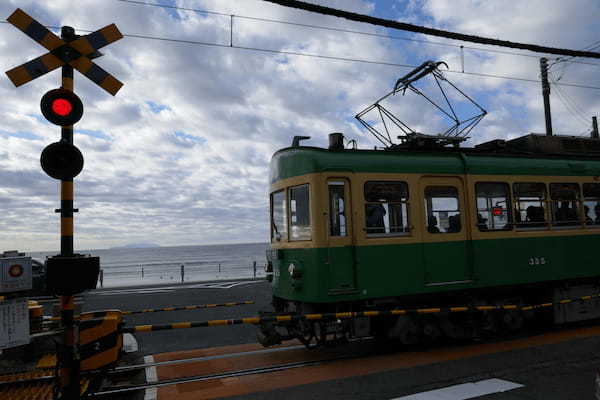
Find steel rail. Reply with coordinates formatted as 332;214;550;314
0;344;309;388
91;354;357;396
110;344;307;373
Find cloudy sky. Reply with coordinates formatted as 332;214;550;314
0;0;598;251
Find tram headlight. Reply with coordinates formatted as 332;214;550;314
288;263;302;279
265;261;274;282
265;261;273;273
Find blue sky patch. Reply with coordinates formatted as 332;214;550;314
76;129;112;140
146;101;171;113
27;113;48;124
170;131;206;147
155;0;182;21
0;130;42;140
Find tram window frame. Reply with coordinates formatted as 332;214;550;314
328;181;348;237
475;182;512;231
270;189;287;242
289;184;312;241
513;182;548;230
424;186;461;234
364;181;410;237
549;183;581;228
583;183;600;227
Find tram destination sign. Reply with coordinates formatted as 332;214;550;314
5;8;123;95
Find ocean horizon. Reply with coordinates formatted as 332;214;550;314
26;242;269;288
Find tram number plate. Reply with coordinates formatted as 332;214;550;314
528;257;546;266
0;298;30;350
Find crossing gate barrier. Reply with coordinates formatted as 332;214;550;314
79;310;123;371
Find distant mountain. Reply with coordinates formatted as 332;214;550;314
112;243;160;249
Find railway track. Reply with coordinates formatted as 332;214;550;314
94;354;356;396
0;343;362;398
4;318;600;398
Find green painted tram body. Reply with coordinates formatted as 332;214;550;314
268;146;600;305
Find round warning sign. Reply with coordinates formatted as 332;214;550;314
8;264;23;278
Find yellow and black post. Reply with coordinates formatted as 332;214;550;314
57;24;79;400
4;9;123;398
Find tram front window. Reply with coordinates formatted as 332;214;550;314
289;184;311;241
424;186;461;234
271;190;287;242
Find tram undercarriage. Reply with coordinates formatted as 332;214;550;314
258;281;600;348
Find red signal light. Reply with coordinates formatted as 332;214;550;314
8;264;23;278
492;207;503;216
40;88;83;126
51;98;73;117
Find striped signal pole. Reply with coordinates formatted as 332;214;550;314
58;25;79;400
4;9;124;399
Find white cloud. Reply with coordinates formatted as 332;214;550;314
0;0;598;251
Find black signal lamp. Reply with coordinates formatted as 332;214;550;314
40;88;84;126
40;141;84;180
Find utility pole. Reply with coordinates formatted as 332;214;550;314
592;116;599;139
540;57;553;136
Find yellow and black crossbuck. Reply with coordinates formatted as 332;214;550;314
5;8;123;95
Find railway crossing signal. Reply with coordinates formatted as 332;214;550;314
5;8;124;400
5;8;123;95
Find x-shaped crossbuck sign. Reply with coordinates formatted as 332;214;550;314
5;9;123;96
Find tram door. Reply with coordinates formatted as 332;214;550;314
419;176;472;286
327;178;357;292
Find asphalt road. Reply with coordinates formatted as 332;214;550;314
83;279;274;355
81;281;600;399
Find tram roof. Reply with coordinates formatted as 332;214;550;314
270;145;600;184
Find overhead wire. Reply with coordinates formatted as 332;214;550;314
115;0;600;67
2;5;600;91
545;38;599;134
549;71;592;130
81;29;600;90
110;1;600;90
549;39;600;77
261;0;600;59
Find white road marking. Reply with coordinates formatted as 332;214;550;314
122;333;138;353
390;378;524;399
144;355;158;400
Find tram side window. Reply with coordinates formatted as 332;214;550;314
364;181;409;236
475;182;512;231
513;183;547;229
329;181;347;237
289;184;311;241
424;186;461;234
271;190;287;242
550;183;581;228
583;183;600;226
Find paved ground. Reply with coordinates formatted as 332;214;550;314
81;280;600;399
83;279;274;355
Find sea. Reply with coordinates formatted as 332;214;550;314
26;242;269;288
